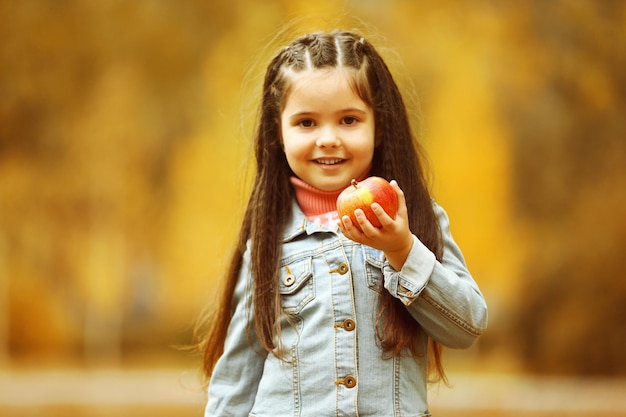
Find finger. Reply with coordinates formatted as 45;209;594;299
339;216;356;240
354;208;382;238
390;180;403;198
354;209;372;230
340;215;354;230
339;214;369;243
371;202;393;227
390;179;408;215
337;219;345;233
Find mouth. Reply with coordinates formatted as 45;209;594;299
314;158;346;166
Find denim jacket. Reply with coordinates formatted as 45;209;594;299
205;200;488;417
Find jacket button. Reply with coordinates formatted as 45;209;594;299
338;263;349;275
344;375;357;388
343;319;356;331
283;274;295;286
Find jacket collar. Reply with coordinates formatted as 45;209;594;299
282;199;334;242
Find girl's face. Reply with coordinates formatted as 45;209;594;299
280;69;375;192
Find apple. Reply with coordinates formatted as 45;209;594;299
336;177;399;231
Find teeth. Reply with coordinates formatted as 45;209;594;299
317;159;343;165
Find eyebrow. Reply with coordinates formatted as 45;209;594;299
287;108;369;119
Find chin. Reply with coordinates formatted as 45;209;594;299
314;181;346;192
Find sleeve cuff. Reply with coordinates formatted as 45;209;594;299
383;235;436;305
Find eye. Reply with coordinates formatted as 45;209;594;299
341;116;358;126
298;119;315;128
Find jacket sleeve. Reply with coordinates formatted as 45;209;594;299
382;202;488;349
205;247;267;417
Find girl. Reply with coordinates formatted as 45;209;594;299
199;30;488;417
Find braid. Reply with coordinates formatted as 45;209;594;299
343;35;367;68
309;33;337;67
278;31;370;71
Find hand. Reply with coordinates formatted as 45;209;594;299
338;180;414;270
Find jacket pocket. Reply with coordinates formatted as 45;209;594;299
363;246;385;292
279;257;314;314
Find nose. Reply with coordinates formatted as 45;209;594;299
316;126;341;148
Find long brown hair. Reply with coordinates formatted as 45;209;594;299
197;30;445;385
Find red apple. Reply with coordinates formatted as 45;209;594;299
336;177;398;231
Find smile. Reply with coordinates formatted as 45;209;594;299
314;158;345;165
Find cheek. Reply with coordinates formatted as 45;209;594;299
359;126;377;159
362;147;375;167
357;141;375;169
281;135;300;162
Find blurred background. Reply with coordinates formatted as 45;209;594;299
1;0;625;415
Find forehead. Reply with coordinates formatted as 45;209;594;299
282;68;365;109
